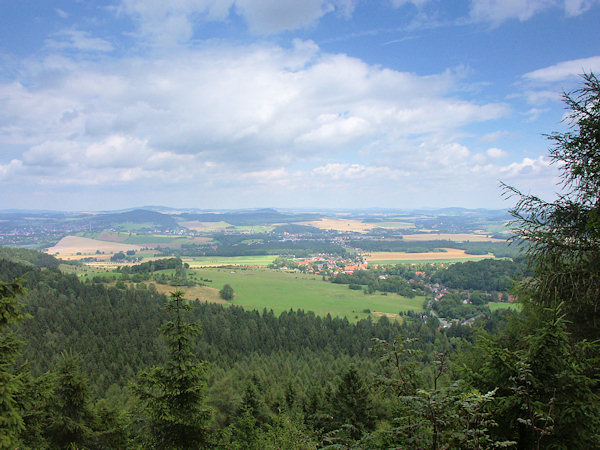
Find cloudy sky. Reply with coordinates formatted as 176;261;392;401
1;0;599;211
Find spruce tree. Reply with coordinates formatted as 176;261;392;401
133;290;212;449
330;366;375;441
45;352;95;449
503;72;600;339
0;280;26;448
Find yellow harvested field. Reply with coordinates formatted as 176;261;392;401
365;248;493;261
400;233;505;242
297;219;378;233
47;236;144;258
372;311;402;322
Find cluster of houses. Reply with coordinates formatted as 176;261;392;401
289;254;369;276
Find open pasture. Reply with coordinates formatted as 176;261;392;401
184;255;276;267
189;267;425;320
487;302;521;312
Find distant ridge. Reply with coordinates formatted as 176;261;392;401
77;209;179;230
179;208;321;226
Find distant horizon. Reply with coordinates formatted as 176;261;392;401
0;205;511;214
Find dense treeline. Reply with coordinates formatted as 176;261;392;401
0;258;433;397
1;254;463;448
430;258;529;291
116;257;183;274
0;246;61;268
330;268;425;297
159;239;348;258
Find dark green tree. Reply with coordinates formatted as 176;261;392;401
219;284;234;301
503;72;600;339
0;280;26;448
45;352;95;449
133;290;212;449
330;366;375;441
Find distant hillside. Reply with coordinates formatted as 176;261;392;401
0;246;60;267
79;209;179;230
178;208;321;226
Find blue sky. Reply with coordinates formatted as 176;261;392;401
1;0;599;211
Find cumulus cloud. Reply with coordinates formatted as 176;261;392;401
486;147;506;159
523;56;600;82
0;40;509;178
0;38;521;208
118;0;357;42
499;156;551;178
236;0;356;34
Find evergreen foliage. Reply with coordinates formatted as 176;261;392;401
132;291;212;449
0;279;26;448
503;72;600;339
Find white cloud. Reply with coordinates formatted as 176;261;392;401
486;147;506;159
55;8;69;19
118;0;235;45
0;159;23;181
480;130;509;142
118;0;357;42
312;163;408;180
498;156;551;178
1;40;513;206
46;30;114;53
390;0;433;8
236;0;356;34
523;56;600;82
470;0;600;24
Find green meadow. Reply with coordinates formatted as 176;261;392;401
186;255;277;267
190;267;425;321
487;302;521;312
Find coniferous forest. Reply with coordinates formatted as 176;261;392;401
1;74;599;448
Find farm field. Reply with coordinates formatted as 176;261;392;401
184;255;277;267
400;233;505;242
365;249;494;264
296;218;379;233
189;267;425;321
369;221;415;229
178;220;232;232
47;236;144;258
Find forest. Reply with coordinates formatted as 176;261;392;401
0;75;599;448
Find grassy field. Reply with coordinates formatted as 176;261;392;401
488;302;521;312
189;267;425;321
184;255;277;267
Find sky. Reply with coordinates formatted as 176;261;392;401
1;0;599;212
